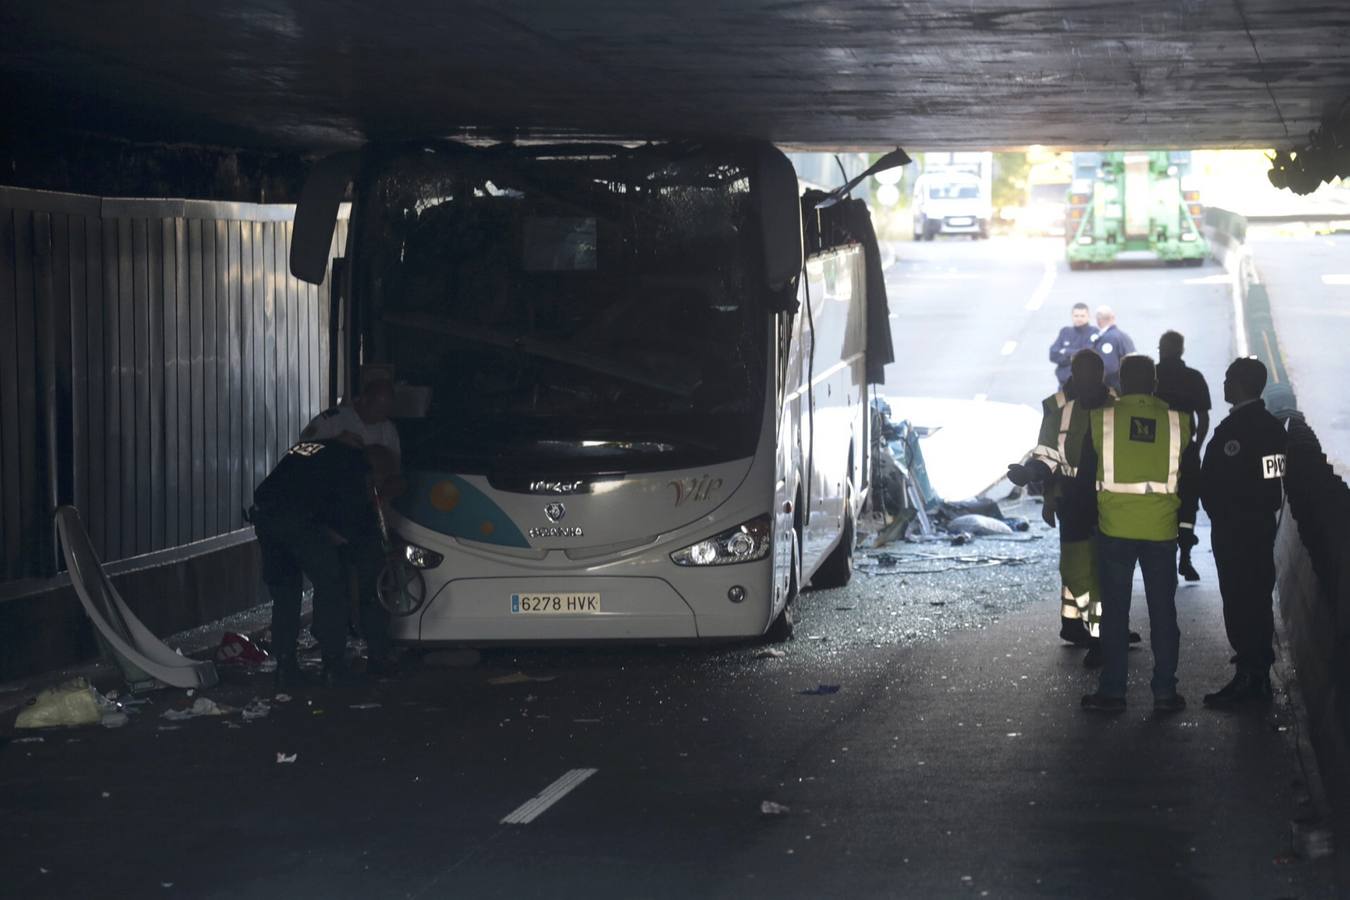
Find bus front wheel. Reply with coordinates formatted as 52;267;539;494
811;502;855;589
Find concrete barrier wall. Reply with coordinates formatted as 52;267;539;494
1208;206;1350;812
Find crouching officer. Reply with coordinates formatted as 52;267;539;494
252;438;399;689
1201;358;1288;707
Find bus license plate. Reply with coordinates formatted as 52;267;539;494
511;593;602;615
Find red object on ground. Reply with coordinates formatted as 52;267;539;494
214;632;270;665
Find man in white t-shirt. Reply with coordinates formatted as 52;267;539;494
300;379;400;456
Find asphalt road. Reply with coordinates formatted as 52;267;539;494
1247;228;1350;476
1;237;1336;899
884;236;1235;418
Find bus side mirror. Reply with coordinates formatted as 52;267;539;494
753;144;804;296
291;152;359;285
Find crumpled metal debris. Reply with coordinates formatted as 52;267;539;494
161;697;233;720
760;801;791;815
241;698;271;720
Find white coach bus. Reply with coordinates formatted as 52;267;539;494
290;141;902;643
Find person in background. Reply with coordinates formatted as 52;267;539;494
1154;330;1212;581
1048;302;1099;388
1200;358;1288;708
1093;306;1136;393
301;378;401;456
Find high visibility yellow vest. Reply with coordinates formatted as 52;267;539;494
1091;394;1191;540
1031;391;1067;470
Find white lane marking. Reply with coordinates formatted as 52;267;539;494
1321;274;1350;285
501;768;598;825
973;393;988;402
1023;257;1058;310
1182;274;1234;285
1000;340;1018;356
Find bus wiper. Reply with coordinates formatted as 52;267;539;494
383;311;699;398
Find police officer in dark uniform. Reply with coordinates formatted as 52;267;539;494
1048;302;1099;388
1200;358;1287;707
1093;305;1136;393
252;438;397;688
1154;330;1212;581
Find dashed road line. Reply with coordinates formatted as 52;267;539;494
999;340;1018;356
501;768;598;825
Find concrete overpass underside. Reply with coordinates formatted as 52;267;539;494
3;0;1350;153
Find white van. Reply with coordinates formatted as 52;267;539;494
912;172;991;240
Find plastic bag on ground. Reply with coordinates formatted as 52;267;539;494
945;514;1013;536
15;678;104;729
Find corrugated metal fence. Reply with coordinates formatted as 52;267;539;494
0;187;347;583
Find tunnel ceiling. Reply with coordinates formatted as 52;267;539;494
3;1;1349;153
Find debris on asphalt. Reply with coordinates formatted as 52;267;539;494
488;672;557;686
100;711;130;728
274;693;293;703
13;736;45;744
276;752;298;764
241;698;271;721
214;631;271;666
799;685;841;695
573;718;601;724
15;678;105;729
946;514;1013;536
760;801;791;815
161;697;234;720
423;649;482;668
350;702;382;710
754;648;786;659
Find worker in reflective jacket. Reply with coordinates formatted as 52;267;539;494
1010;350;1128;661
1079;354;1198;714
1200;358;1288;707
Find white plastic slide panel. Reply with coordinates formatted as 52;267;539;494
55;506;219;690
410;576;700;642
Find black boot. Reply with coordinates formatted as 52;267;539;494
1083;640;1103;669
1203;669;1272;707
1060;617;1093;647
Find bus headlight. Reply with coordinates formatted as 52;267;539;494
403;541;444;569
671;515;772;566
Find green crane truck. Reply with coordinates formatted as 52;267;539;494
1066;151;1207;269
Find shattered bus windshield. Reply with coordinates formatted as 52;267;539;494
359;145;766;473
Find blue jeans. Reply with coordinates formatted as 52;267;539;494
1096;534;1180;699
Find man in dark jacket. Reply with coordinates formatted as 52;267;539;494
1155;330;1213;581
252;439;398;688
1093;305;1136;393
1200;358;1288;707
1048;302;1099;388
